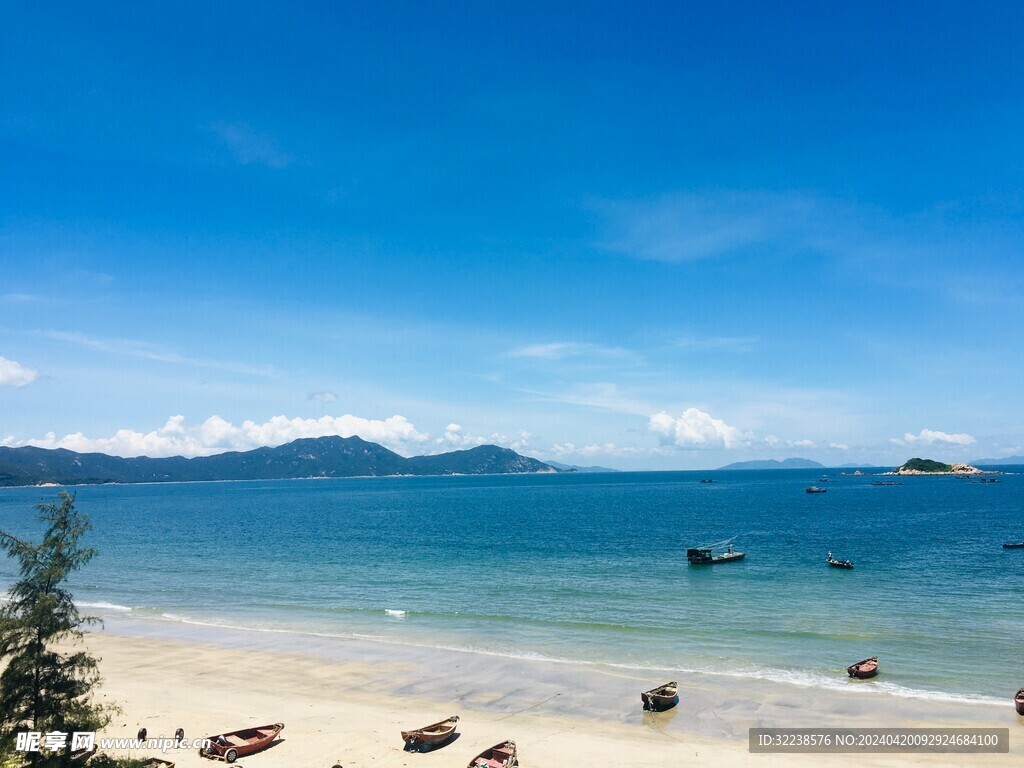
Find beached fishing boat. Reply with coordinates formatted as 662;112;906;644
827;552;854;569
805;486;827;494
1003;541;1024;549
847;657;878;679
141;760;176;768
69;746;97;766
199;723;283;763
687;538;745;565
402;715;459;748
1015;688;1024;715
641;681;679;711
468;740;518;768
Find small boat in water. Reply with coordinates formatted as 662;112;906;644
699;478;715;483
641;681;679;711
805;486;827;494
402;715;459;749
847;656;878;679
827;552;854;569
1015;688;1024;716
468;740;518;768
1003;541;1024;549
200;723;283;763
687;537;744;565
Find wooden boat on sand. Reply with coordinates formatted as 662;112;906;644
1015;688;1024;716
468;740;518;768
847;657;878;679
69;747;97;766
200;723;283;763
141;760;176;768
641;681;679;711
827;552;854;569
402;715;459;748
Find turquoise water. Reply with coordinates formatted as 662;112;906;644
1;470;1021;704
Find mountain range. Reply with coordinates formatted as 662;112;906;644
0;436;556;487
971;455;1024;466
717;457;825;470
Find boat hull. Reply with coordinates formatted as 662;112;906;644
402;715;459;748
468;740;518;768
1016;690;1024;716
828;560;854;569
1003;542;1024;549
847;657;878;679
641;682;679;711
200;723;283;762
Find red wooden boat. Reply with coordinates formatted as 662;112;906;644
641;681;679;711
847;656;878;679
200;723;283;763
402;715;459;748
468;740;518;768
1015;688;1024;716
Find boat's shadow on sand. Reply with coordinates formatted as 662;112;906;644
404;732;461;753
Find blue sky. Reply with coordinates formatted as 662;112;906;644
2;1;1023;469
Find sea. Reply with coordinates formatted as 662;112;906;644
1;469;1021;708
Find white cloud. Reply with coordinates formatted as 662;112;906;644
829;442;849;451
436;425;532;452
787;438;815;448
211;121;293;169
0;356;38;387
9;413;432;458
894;428;976;446
649;408;748;449
508;342;630;360
548;442;664;459
309;391;338;404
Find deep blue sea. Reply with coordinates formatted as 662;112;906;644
1;469;1021;704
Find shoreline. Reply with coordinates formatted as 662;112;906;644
78;616;1023;765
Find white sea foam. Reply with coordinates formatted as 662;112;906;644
79;600;133;613
384;609;407;617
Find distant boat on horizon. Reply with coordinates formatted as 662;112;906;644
805;486;827;494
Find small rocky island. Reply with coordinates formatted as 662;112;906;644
886;458;984;475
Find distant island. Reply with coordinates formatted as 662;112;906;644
717;457;824;470
0;436;557;487
544;460;620;473
971;455;1024;466
885;457;983;475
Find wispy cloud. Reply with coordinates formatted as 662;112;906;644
37;330;274;377
0;356;38;387
508;342;633;361
309;391;339;404
674;335;758;352
210;121;293;169
517;382;654;416
891;428;976;446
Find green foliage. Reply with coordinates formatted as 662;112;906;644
0;492;112;766
900;457;953;472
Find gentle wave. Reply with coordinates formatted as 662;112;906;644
96;607;1004;708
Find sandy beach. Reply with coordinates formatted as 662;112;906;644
80;623;1022;768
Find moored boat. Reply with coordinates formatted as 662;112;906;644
687;537;745;565
1016;688;1024;716
199;723;283;763
1003;541;1024;549
641;681;679;711
402;715;459;749
847;656;878;679
468;740;518;768
827;552;854;569
805;486;827;494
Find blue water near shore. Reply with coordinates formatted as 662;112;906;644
1;469;1022;704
